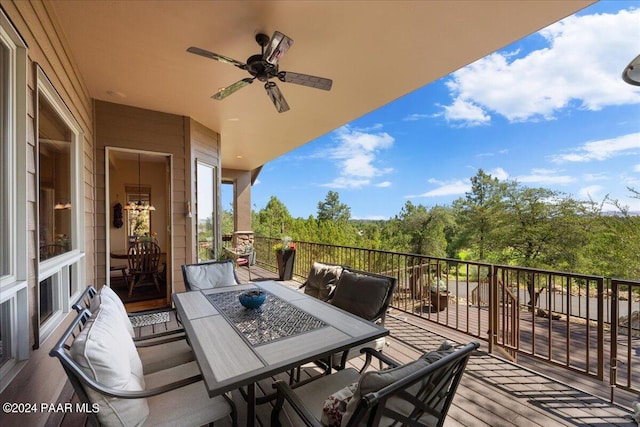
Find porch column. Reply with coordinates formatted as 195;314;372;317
234;170;252;232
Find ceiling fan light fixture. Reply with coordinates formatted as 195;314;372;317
264;31;293;65
622;54;640;86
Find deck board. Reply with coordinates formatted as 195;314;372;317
52;264;636;426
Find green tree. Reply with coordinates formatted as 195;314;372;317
317;191;351;222
499;185;591;305
452;169;508;261
254;196;293;238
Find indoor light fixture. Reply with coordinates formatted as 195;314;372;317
123;153;155;212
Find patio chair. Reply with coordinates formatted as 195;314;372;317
327;268;397;370
73;285;192;374
223;245;254;281
298;262;346;301
127;241;162;297
181;259;241;291
50;308;237;427
271;341;479;427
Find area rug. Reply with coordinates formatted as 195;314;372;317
129;311;170;328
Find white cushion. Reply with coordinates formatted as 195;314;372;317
184;261;236;290
97;285;135;337
137;339;195;375
145;380;232;427
330;337;386;368
71;305;149;426
279;368;360;427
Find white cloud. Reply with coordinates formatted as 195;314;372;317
579;185;604;200
550;132;640;163
321;125;395;189
515;168;575;185
441;99;491;126
406;179;470;198
634;164;640;173
489;167;509;180
352;214;389;220
375;181;392;188
582;173;608;182
441;8;640;124
320;176;370;189
403;113;431;122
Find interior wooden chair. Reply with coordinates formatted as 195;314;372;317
72;285;192;375
181;259;242;291
271;342;479;427
127;241;162;297
50;308;237;427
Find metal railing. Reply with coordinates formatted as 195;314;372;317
253;236;640;399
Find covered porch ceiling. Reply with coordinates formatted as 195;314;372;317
50;1;595;172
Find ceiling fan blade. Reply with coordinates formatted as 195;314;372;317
212;78;254;100
277;71;332;91
263;31;293;66
264;81;290;113
187;46;246;69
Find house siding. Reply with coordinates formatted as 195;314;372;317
0;1;95;425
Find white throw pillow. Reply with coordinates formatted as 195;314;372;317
97;285;135;337
184;261;236;290
71;305;148;426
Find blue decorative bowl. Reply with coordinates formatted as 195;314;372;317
239;290;266;309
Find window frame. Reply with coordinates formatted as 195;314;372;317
196;160;217;262
35;65;85;343
0;7;29;392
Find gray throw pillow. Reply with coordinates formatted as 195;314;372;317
304;262;343;300
330;270;391;321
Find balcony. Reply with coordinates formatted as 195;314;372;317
44;262;636;426
39;241;640;426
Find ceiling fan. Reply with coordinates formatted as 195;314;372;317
187;31;332;113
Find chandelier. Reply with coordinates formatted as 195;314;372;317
123;153;155;212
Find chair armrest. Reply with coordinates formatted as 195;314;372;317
134;332;187;347
102;374;203;399
133;328;185;342
360;347;400;373
271;380;324;427
56;346;203;399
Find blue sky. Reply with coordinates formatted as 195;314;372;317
228;1;640;220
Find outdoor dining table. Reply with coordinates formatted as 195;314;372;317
172;280;389;427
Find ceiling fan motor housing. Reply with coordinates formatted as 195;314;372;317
246;54;278;82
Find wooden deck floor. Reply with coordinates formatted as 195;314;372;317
52;265;638;426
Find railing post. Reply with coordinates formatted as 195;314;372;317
596;277;604;382
609;279;617;402
488;265;498;354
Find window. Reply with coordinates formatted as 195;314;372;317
38;96;73;260
0;28;7;277
36;66;85;342
0;299;14;368
0;8;28;392
125;185;152;241
196;162;216;262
